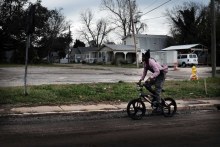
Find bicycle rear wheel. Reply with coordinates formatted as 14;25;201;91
127;99;146;120
162;98;177;117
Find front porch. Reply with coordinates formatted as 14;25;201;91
99;44;141;64
100;51;137;64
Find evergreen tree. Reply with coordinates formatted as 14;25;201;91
73;39;85;48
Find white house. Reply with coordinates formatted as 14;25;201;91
99;34;169;64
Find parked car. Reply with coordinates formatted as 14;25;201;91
177;54;198;67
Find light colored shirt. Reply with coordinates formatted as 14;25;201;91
140;58;164;80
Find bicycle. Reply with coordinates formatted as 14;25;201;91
127;82;177;120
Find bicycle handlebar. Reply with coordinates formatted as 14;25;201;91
136;82;144;88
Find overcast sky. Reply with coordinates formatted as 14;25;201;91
31;0;209;44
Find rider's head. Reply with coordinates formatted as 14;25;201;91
142;49;150;62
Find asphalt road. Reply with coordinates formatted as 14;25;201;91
0;64;218;87
0;111;220;147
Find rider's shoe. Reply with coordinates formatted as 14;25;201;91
151;101;162;115
152;107;162;114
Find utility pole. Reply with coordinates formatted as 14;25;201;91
68;26;71;63
211;0;216;77
24;4;35;95
24;34;30;95
128;0;139;68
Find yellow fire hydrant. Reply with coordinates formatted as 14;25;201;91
190;66;198;80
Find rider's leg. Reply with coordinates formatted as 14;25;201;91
154;73;165;104
144;80;156;95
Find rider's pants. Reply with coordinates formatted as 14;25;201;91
144;71;165;103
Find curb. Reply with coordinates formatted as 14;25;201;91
0;103;219;118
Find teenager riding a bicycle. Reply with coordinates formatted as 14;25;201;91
138;49;168;110
127;50;176;119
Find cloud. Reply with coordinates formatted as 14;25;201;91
31;0;209;43
39;0;101;13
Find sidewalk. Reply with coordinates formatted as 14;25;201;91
0;99;220;117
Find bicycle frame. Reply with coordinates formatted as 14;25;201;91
136;83;156;105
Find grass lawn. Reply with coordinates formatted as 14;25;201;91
0;78;220;107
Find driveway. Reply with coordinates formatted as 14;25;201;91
0;64;219;87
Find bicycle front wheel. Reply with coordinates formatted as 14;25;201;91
127;99;146;120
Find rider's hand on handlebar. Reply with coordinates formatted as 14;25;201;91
137;79;142;85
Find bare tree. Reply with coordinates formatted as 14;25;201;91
79;9;114;47
79;9;95;44
134;13;147;34
101;0;146;38
101;0;130;37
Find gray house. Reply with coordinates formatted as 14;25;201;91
69;47;99;63
122;34;169;51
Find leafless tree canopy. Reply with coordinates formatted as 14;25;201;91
79;9;114;47
101;0;146;38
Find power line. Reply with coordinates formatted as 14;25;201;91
141;15;166;21
141;0;172;16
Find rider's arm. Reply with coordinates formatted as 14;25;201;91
140;63;148;81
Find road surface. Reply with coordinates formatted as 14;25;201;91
0;111;219;146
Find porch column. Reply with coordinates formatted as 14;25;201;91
104;51;107;63
124;52;128;61
113;51;116;62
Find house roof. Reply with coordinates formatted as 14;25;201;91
103;44;135;51
71;47;99;54
100;44;142;52
162;44;201;51
78;47;99;53
122;34;168;40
